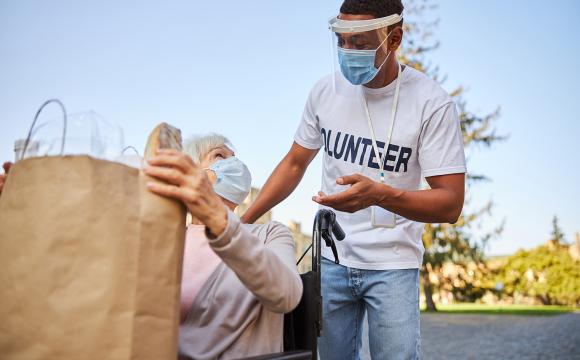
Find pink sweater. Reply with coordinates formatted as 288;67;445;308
180;224;222;323
178;210;303;360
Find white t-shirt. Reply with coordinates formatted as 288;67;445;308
294;67;467;270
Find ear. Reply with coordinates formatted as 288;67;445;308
389;26;404;51
205;169;217;185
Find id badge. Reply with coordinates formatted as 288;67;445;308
371;206;396;228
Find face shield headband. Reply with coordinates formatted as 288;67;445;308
329;13;403;34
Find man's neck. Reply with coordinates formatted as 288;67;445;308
364;60;401;89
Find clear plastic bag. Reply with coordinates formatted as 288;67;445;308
114;146;144;169
15;100;124;162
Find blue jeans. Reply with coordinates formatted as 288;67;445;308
318;257;420;360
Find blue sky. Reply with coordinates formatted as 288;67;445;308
1;0;579;255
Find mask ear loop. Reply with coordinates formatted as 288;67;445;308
223;141;237;157
373;28;395;71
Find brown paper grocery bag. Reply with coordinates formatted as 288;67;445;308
0;155;186;360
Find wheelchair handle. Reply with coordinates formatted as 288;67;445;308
314;209;345;265
330;217;345;241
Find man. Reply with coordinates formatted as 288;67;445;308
241;0;466;359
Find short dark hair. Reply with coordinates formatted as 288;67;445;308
340;0;404;18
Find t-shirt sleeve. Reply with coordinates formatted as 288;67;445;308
418;102;467;177
293;88;323;150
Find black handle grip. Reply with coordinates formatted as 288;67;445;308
330;242;340;264
313;209;346;265
331;221;345;241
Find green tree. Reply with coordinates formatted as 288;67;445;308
496;243;580;306
400;1;505;311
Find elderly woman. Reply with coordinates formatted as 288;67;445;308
0;134;302;360
144;133;303;360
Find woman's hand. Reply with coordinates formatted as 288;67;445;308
0;162;13;196
143;149;228;237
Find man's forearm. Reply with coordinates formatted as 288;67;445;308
376;185;463;224
241;158;306;224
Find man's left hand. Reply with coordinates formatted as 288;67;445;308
312;174;396;213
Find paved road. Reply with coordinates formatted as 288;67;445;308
359;312;580;360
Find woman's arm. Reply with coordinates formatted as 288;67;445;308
143;149;302;313
208;212;303;313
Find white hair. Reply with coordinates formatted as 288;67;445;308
183;133;234;163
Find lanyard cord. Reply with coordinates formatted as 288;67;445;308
362;62;402;183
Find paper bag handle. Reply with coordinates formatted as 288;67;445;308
21;99;68;161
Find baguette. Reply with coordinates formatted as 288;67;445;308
143;123;182;159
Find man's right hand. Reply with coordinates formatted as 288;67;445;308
0;162;13;196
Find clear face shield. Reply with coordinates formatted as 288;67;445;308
328;13;403;93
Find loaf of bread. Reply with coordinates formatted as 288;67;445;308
143;123;182;159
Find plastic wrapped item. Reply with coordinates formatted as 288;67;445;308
13;139;40;162
114;146;144;169
16;99;124;162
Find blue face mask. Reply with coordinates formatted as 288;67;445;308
207;156;252;205
337;32;392;85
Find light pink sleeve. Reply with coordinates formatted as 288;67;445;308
208;210;303;313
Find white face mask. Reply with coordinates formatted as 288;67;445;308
206;156;252;205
